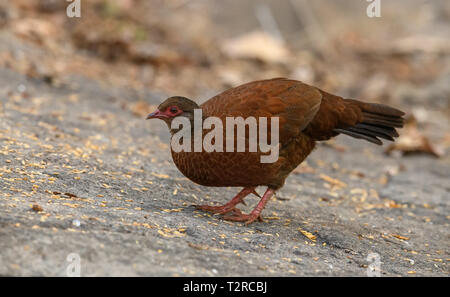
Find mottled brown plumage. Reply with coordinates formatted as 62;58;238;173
147;78;405;224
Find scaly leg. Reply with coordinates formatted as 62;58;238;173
196;187;260;215
223;188;275;224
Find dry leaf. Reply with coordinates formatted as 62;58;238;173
31;204;43;212
392;234;410;241
386;119;443;157
221;31;290;64
130;101;157;118
298;228;317;242
319;174;347;188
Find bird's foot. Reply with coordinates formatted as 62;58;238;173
223;208;264;224
195;187;257;215
223;188;275;225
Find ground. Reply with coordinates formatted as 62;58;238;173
0;0;449;276
0;65;448;276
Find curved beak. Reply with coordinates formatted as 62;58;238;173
146;109;165;119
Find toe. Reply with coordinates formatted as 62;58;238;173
195;204;234;214
222;208;247;222
244;213;263;225
223;209;262;224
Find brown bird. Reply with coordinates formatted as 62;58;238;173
147;78;404;224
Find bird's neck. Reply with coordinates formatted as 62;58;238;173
168;110;201;136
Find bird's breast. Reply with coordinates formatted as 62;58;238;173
170;133;315;188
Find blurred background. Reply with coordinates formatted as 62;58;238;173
0;0;449;277
0;0;449;153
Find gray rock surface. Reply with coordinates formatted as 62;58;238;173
0;68;448;276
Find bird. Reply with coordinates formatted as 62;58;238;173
146;78;405;224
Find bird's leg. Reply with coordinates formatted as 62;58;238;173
223;188;275;225
196;187;259;215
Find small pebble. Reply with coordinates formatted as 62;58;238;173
17;84;26;93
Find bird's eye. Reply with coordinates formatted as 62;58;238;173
169;107;178;114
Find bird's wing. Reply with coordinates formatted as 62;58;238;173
200;78;322;143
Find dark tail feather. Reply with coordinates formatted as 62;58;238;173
334;128;383;145
362;113;404;128
334;101;405;145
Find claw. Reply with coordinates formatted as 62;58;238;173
251;189;261;198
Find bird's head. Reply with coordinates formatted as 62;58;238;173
146;96;200;127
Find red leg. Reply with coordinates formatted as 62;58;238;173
223;188;275;224
196;187;259;215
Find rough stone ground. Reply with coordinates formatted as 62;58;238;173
0;65;448;276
